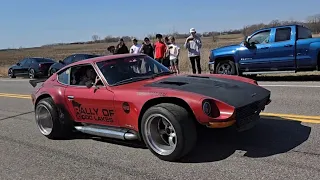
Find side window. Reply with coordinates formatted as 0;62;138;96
248;30;271;44
69;64;103;86
298;26;312;40
57;68;71;85
19;59;27;66
24;59;31;66
275;27;291;42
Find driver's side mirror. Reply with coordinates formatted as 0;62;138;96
59;60;64;64
16;63;20;66
243;36;256;49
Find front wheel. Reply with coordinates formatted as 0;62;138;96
140;103;197;161
215;60;236;75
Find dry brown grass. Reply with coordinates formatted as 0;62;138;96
0;34;243;77
0;33;319;78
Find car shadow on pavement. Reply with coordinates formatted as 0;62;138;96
253;75;320;81
179;117;311;163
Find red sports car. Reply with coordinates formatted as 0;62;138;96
29;53;271;162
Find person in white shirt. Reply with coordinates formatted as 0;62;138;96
130;38;142;54
168;36;180;74
129;38;143;72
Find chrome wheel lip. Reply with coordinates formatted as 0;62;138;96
144;113;177;156
217;63;232;74
35;104;53;135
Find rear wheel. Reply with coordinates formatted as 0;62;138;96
29;68;36;79
215;60;236;75
140;103;197;161
35;97;72;139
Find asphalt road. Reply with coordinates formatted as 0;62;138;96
0;78;319;179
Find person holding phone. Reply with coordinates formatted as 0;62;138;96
184;28;202;74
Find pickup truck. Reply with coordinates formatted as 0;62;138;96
208;24;320;76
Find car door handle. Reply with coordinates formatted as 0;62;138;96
67;96;74;100
284;44;293;47
261;47;269;49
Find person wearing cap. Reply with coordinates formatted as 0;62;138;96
114;38;129;54
184;28;202;74
129;38;142;54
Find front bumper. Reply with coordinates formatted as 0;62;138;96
208;62;215;73
205;96;271;130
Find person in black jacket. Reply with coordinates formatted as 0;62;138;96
114;38;129;54
140;37;154;58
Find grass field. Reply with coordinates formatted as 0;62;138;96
1;33;320;78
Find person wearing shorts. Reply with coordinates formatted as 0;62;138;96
168;36;180;74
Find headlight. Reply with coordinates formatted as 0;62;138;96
202;101;212;116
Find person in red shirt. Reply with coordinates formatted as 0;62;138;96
153;34;167;66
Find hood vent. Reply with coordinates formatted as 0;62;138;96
187;75;209;79
159;81;188;86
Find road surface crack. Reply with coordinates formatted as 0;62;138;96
0;111;34;121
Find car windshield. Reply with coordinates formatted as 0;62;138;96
96;55;171;86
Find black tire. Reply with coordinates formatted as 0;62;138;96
8;68;16;78
29;68;36;79
35;97;72;139
140;103;197;161
215;60;236;75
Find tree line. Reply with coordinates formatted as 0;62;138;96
42;14;320;47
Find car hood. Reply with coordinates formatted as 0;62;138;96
212;44;242;53
144;75;270;108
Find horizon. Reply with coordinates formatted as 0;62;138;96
0;0;319;49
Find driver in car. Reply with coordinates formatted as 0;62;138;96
79;68;98;86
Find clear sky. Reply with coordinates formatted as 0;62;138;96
0;0;319;49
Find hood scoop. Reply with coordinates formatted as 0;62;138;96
187;75;209;79
159;81;188;86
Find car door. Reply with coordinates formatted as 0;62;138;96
60;64;117;127
238;29;272;72
13;59;26;75
268;26;295;70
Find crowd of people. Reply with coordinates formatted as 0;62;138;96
106;28;202;74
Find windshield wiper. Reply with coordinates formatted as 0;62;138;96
151;71;174;79
111;76;150;86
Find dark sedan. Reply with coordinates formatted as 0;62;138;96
8;57;56;79
48;53;100;76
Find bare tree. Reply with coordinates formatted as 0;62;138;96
92;35;100;42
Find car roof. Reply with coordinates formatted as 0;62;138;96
69;53;146;66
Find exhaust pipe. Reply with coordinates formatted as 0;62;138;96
74;125;138;140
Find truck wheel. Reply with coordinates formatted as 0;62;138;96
140;103;197;162
215;60;236;75
35;97;72;139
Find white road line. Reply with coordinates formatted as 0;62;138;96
260;84;320;88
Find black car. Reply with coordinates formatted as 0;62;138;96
48;53;100;76
8;57;56;79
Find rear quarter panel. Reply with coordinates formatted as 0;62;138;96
296;38;320;68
